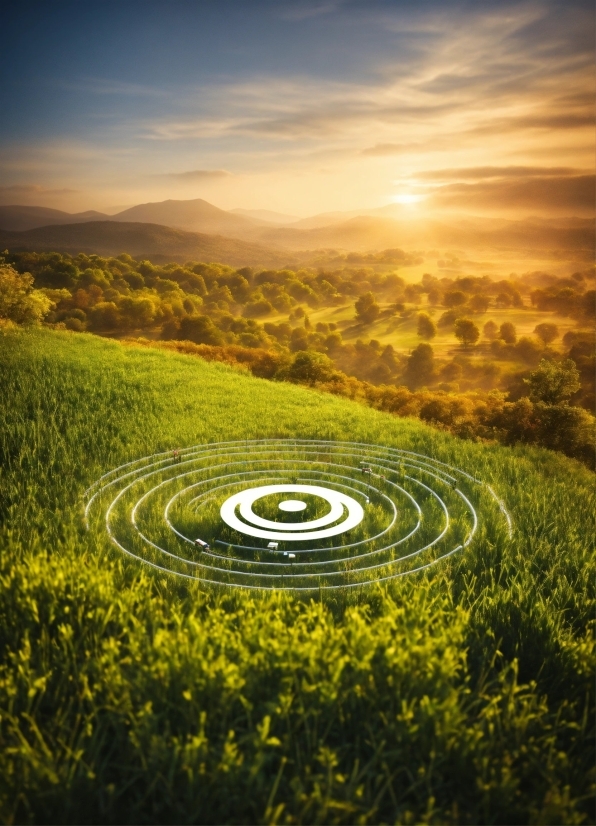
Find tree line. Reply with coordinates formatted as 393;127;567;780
1;249;593;465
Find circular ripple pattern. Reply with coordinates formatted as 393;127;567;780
84;439;512;591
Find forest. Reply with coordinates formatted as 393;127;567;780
1;249;594;466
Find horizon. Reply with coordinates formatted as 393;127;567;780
1;1;594;219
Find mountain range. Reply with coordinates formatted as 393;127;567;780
0;198;593;263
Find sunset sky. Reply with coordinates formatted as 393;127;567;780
1;0;594;217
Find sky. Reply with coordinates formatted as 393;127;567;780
0;0;594;217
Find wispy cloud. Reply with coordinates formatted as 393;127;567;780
157;169;232;181
0;184;78;196
362;143;420;156
276;1;345;22
429;175;596;214
414;166;590;181
2;1;593;216
137;3;593;156
52;77;168;97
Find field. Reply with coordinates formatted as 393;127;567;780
0;326;594;824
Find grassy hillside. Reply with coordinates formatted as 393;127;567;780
0;327;594;824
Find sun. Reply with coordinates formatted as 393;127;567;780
391;193;425;205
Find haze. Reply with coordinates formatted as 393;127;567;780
1;0;594;220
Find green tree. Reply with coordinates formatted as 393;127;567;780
525;358;580;405
454;318;480;349
287;351;336;385
178;315;225;346
355;292;380;324
0;264;53;324
417;312;437;340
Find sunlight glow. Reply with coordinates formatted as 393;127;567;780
391;193;425;205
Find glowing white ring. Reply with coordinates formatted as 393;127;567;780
220;483;364;541
239;485;342;531
279;500;306;512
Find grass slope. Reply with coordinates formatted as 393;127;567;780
0;327;594;825
0;221;293;268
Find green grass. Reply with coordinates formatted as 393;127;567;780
0;326;594;824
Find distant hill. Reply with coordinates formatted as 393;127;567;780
260;215;595;254
110;198;261;237
0;205;109;232
0;221;295;267
0;198;592;256
0;199;269;239
230;208;299;224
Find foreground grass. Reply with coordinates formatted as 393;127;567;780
0;327;594;825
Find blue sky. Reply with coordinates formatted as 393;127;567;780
0;0;593;215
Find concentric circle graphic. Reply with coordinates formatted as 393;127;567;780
220;484;364;540
84;439;512;591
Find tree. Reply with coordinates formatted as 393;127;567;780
469;294;490;313
499;322;517;344
355;292;380;324
534;322;559;345
483;320;498;339
443;290;468;308
454;318;480;349
178;315;225;346
525;358;580;405
417;312;437;340
0;264;53;324
515;336;542;365
287;351;336;385
405;343;434;388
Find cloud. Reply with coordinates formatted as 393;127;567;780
415;166;589;181
362;143;420;156
429;175;596;214
0;184;78;196
53;77;167;97
277;1;345;21
138;4;593;152
0;184;80;206
159;169;232;181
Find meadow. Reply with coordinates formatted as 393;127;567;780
0;326;594;824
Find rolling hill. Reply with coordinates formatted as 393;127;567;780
110;197;262;237
0;220;295;266
0;204;109;232
0;326;593;824
1;198;593;258
260;214;596;253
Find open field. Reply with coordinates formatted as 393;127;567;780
302;301;579;360
0;326;594;824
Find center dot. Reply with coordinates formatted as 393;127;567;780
278;499;307;512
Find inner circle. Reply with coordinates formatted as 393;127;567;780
220;484;364;541
239;485;342;531
278;499;307;512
